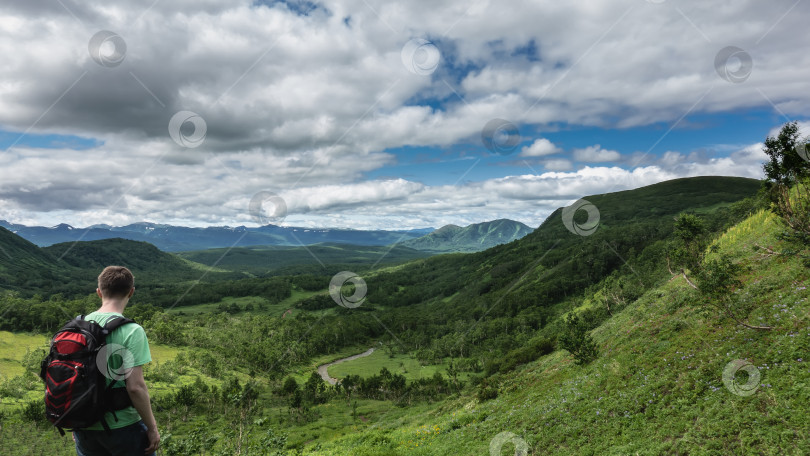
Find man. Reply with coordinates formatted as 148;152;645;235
72;266;160;456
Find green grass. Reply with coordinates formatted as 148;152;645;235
167;288;324;319
0;330;180;383
328;350;470;383
0;332;48;380
176;243;430;275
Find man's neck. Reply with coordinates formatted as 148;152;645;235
97;300;127;314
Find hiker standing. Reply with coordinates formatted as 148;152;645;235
42;266;159;455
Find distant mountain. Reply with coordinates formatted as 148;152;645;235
401;219;534;253
0;221;435;252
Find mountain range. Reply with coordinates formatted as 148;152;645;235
0;219;532;253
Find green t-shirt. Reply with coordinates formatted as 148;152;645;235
82;311;152;430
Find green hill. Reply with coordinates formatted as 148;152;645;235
401;219;533;253
307;208;809;455
43;238;208;283
176;243;431;275
0;226;74;294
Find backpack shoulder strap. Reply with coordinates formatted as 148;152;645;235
102;316;136;333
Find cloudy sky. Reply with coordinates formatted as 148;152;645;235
1;0;808;230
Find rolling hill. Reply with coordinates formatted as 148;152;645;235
177;243;431;275
42;238;215;283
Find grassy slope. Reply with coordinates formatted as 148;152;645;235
306;209;810;455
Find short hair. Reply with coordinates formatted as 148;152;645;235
98;266;134;299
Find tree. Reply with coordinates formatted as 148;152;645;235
763;121;810;240
696;255;772;330
558;313;598;365
280;377;299;396
668;213;708;289
304;372;326;404
671;213;707;271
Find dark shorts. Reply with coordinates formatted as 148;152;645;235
73;421;154;456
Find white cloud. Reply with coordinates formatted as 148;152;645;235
520;138;561;157
0;0;802;229
573;145;621;162
541;159;573;171
0;141;767;230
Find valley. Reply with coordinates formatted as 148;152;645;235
1;176;808;455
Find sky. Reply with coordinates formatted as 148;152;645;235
0;0;809;230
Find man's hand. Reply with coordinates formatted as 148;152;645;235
145;426;160;454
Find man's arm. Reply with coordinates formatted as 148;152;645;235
126;366;160;454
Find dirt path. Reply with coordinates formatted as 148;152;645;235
317;348;375;385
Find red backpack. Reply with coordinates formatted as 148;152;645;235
39;315;136;434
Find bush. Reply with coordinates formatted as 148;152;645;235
173;384;197;408
476;378;499;401
21;400;46;425
559;313;599;365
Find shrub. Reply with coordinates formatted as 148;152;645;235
559;313;599;365
21;400;46;425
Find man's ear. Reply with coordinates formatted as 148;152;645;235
128;287;135;298
96;288;103;299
